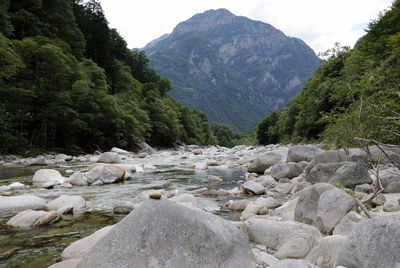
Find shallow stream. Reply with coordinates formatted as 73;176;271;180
0;151;247;267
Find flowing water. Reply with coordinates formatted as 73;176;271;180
0;150;247;267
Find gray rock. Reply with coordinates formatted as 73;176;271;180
333;211;365;235
9;182;25;189
270;162;303;179
97;152;121;164
62;225;114;260
355;183;374;193
54;154;73;162
337;215;400;268
77;200;255;268
242;181;265;195
228;200;249;211
287;145;322;162
194;161;208;170
275;235;317;259
252;248;279;266
46;195;86;213
245;218;321;251
329;161;372;187
32;169;65;186
7;209;60;228
274;183;292;194
306;235;347;268
381;169;400;193
248;152;283;174
305;150;348;180
111;147;130;155
0;195;46;213
383;199;400;212
308;162;346;184
113;201;134;214
345;148;368;164
0;185;11;191
255;197;281;209
295;183;357;234
270;259;318;268
66;171;88;186
169;193;202;209
86;164;125;184
41;181;55;189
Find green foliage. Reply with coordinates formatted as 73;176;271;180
211;124;252;147
257;1;400;146
0;0;215;153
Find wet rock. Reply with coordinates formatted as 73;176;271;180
54;154;72;162
113;201;134;214
9;182;25;190
329;161;372;187
46;195;86;213
337;215;400;268
228;200;249;211
137;152;148;158
86;164;125;184
270;162;303;179
149;193;162;199
32;169;65;186
97;152;121;164
0;195;46;212
306;235;346;268
110;147;130;155
287;145;322;162
61;225;114;260
7;209;60;228
66;171;88;186
295;183;357;234
76;200;254;268
194;161;208;170
242;181;265;195
208;175;223;182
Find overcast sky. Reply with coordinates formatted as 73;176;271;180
100;0;393;54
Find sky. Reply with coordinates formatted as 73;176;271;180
100;0;393;54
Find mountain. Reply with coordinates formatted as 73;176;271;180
144;9;321;130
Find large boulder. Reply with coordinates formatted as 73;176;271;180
337;215;400;268
0;195;46;213
305;150;347;180
86;164;125;184
287;145;322;162
97;152;121;164
32;169;65;186
248;152;283;174
306;235;347;268
269;162;303;179
294;183;357;234
7;209;60;228
328;161;372;187
245;218;321;252
66;171;88;186
380;168;400;193
46;195;86;213
308;162;346;184
76;200;255;268
62;225;114;260
333;211;365;235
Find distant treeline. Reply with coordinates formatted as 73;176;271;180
0;0;220;153
257;0;400;147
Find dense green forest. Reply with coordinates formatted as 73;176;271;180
0;0;217;153
257;0;400;147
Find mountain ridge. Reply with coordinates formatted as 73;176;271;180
144;9;321;130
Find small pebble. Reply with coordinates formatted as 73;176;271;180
149;193;161;199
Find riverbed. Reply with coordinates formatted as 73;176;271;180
0;149;248;267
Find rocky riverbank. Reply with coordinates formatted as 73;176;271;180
1;143;400;267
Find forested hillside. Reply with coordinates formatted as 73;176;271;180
257;0;400;147
0;0;215;153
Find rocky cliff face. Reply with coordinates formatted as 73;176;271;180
144;9;320;130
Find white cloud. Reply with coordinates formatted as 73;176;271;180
100;0;393;53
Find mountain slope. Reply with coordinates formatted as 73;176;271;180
144;9;320;130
